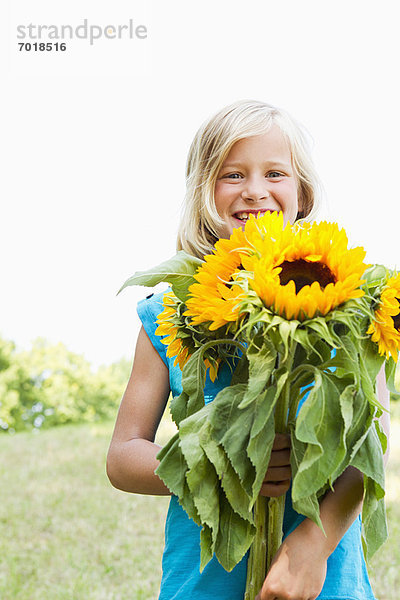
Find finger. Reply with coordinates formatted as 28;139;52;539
260;479;291;497
272;433;291;450
268;448;291;467
263;466;291;481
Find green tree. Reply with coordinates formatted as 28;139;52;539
0;337;42;432
0;336;131;433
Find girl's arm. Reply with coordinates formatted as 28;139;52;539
106;326;172;496
107;325;292;498
256;363;390;600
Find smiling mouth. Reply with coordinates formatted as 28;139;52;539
233;209;275;222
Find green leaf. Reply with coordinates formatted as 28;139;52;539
362;490;387;561
328;308;365;340
117;251;203;302
169;393;190;429
339;384;356;443
230;353;249;386
293;492;324;532
155;434;189;498
386;358;400;399
374;419;388;456
186;453;221;546
239;341;277;409
359;336;385;385
303;317;339;348
347;398;374;465
249;386;277;439
278;320;299;361
293;329;321;359
363;264;389;287
170;348;207;425
327;335;360;383
291;435;324;529
247;387;277;501
200;422;254;521
359;354;385;412
179;407;221;549
209;384;256;497
199;526;213;572
179;404;212;467
335;376;370;456
214;491;255;572
351;423;385;495
179;479;202;527
156;432;202;529
271;364;292;434
292;373;347;500
350;426;388;559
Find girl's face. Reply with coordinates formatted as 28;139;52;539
214;126;301;239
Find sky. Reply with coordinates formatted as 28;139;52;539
2;0;399;369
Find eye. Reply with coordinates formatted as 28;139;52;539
266;171;284;178
223;173;242;179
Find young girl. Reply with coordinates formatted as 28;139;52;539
107;100;390;600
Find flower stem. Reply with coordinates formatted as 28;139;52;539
266;495;285;571
244;495;267;600
275;341;296;432
244;340;297;598
266;341;296;569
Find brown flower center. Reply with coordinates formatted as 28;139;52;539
278;259;336;294
392;299;400;331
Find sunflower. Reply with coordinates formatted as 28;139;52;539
184;226;249;331
186;211;367;327
241;213;367;320
155;292;191;370
156;291;220;381
367;274;400;362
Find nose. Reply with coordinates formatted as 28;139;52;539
241;175;270;202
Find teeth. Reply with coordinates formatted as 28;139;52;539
235;211;251;220
235;210;266;221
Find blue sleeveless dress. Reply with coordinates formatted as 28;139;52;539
137;291;377;600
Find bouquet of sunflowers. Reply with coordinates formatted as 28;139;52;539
119;212;400;599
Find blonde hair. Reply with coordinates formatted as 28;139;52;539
177;99;322;259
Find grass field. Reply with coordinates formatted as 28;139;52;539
1;408;399;600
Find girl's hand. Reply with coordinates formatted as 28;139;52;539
259;433;291;497
255;524;327;600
